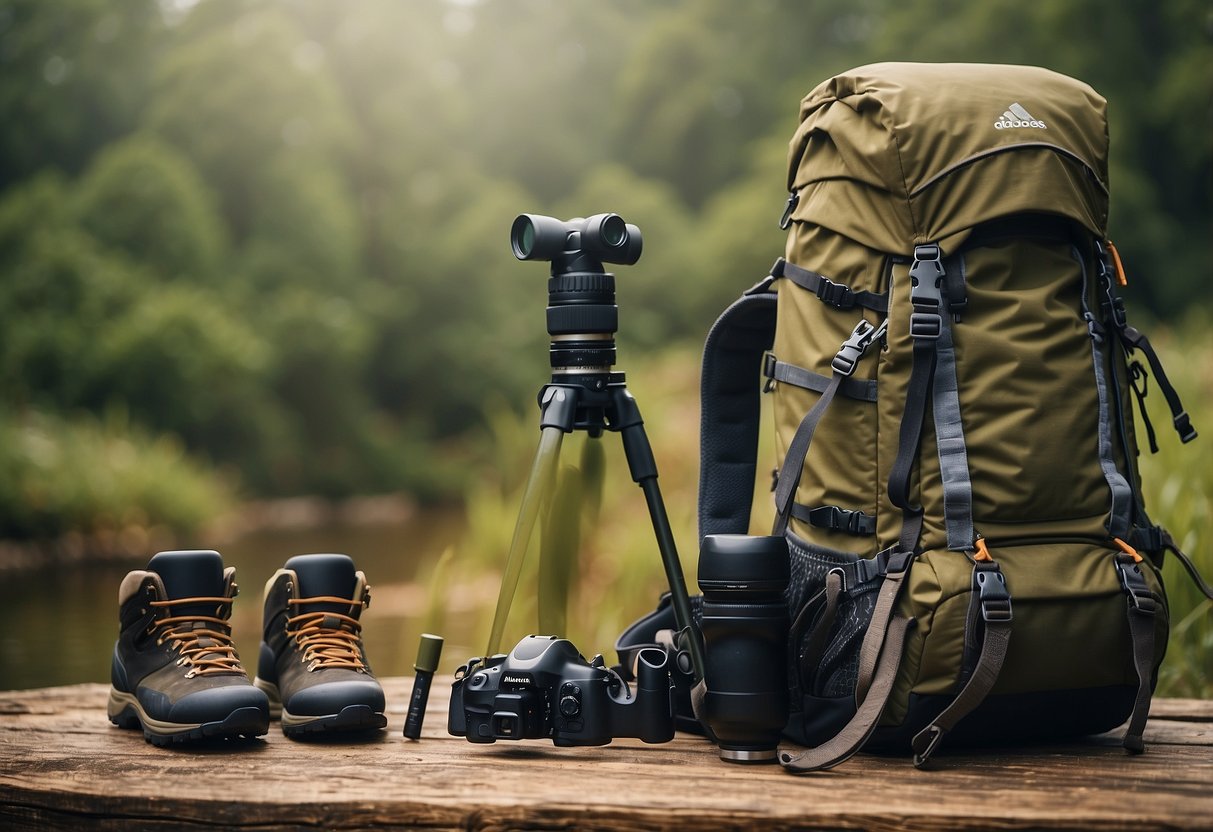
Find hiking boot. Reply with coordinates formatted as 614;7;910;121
253;553;387;737
107;549;270;746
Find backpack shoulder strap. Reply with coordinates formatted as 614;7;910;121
698;274;777;542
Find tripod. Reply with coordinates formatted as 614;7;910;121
484;213;705;683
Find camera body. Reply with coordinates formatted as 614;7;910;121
448;635;675;747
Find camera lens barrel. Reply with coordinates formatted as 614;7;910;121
547;272;617;371
697;534;790;763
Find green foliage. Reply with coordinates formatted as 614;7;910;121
0;0;158;188
0;209;139;409
0;0;1208;544
91;284;273;458
0;406;231;540
73;133;228;281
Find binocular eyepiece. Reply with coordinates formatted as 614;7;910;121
511;213;642;267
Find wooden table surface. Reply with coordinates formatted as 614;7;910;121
1;678;1210;831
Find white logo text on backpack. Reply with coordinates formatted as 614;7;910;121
994;102;1047;130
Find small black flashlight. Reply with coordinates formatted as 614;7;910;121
403;633;444;740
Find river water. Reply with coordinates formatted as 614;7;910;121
0;504;473;691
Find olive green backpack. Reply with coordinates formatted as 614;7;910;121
698;62;1210;771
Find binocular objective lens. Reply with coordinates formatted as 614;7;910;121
518;221;535;258
600;215;626;248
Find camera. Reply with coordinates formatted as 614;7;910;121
448;635;675;747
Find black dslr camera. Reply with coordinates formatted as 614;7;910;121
448;635;675;747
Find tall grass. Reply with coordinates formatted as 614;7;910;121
1138;311;1213;697
443;314;1210;696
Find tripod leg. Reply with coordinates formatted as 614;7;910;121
539;458;581;636
486;424;565;656
612;389;706;682
537;434;606;636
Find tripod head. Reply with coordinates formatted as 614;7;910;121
510;213;643;378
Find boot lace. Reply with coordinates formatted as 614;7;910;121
148;596;244;678
286;596;369;672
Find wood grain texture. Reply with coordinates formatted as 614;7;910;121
1;680;1210;831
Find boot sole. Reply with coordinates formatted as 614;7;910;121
254;677;386;738
107;689;269;747
283;704;388;738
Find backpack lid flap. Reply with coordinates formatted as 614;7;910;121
787;62;1110;250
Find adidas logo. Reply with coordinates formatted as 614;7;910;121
994;102;1047;130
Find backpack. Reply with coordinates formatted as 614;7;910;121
690;62;1210;771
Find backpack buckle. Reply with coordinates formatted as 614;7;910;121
779;190;800;230
973;562;1012;623
909;244;945;340
814;276;855;309
1115;554;1158;614
831;319;888;376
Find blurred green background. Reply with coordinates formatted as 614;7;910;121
0;0;1208;692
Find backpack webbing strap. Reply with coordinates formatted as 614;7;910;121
763;355;879;402
1118;325;1197;444
911;559;1013;767
791;503;876;537
1161;528;1213;601
1114;549;1159;754
888;245;945;552
854;549;914;703
794;569;845;686
779;550;913;773
931;256;976;552
698;289;777;541
772;319;887;537
772;258;889;314
780;613;914;772
1079;244;1135;541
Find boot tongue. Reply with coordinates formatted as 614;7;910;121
286;553;357;615
146;550;226;618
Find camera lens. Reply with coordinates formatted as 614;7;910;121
697;534;790;763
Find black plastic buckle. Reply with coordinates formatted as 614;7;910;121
1174;410;1197;443
1094;242;1129;331
909;244;944;341
973;562;1012;623
779;191;800;230
1115;554;1158;615
815;276;855;309
810;505;871;536
762;353;778;392
831;318;888;376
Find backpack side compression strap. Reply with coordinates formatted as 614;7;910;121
780;549;916;772
698;288;777;542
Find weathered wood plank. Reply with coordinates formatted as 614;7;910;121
1;681;1210;831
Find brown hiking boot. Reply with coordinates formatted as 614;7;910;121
253;554;386;737
107;550;269;746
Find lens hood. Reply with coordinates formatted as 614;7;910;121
698;534;789;597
